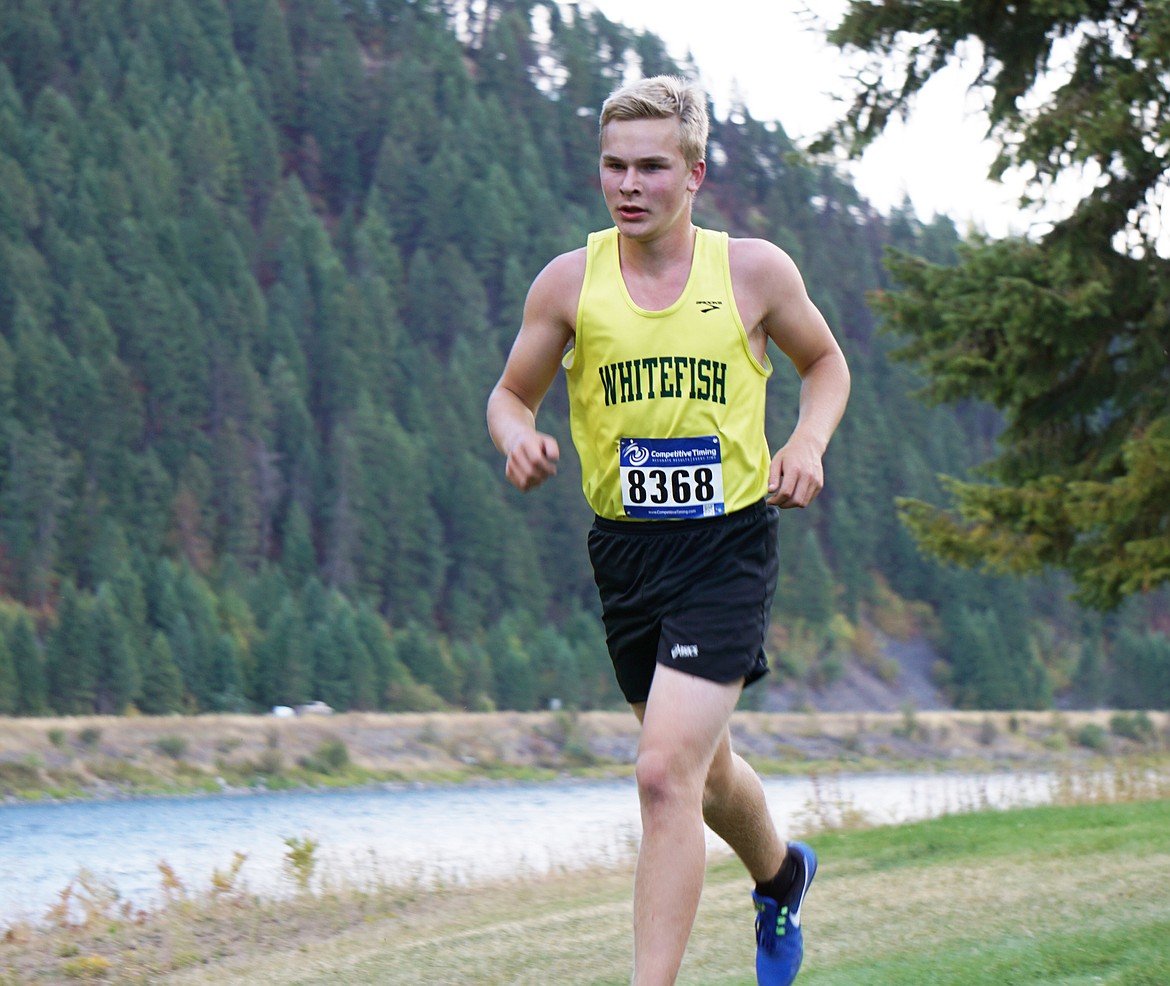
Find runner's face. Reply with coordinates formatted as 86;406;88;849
599;117;704;241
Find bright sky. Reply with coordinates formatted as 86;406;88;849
584;0;1032;239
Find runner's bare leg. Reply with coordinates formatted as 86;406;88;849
702;727;788;883
629;666;743;985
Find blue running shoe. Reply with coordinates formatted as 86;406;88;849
752;841;817;986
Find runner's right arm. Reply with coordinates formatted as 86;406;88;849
487;251;584;493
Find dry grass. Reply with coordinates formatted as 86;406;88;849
2;709;1166;801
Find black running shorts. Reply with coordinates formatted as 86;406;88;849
587;498;780;705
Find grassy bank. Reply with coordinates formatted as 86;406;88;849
1;708;1167;801
3;783;1167;985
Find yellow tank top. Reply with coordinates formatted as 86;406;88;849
563;226;773;521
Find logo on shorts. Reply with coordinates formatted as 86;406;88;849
670;643;699;661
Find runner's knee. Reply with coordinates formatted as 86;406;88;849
635;745;701;811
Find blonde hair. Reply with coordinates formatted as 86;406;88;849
599;75;709;168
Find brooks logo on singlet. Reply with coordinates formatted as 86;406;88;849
597;356;728;406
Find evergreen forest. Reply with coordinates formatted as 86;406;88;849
0;0;1166;719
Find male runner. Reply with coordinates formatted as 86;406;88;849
487;75;850;985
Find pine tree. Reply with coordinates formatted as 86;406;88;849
0;0;60;106
91;584;139;714
307;598;346;709
370;411;446;624
777;527;836;629
486;614;537;712
254;596;310;708
1110;627;1170;710
137;631;185;714
826;0;1170;609
1;422;74;605
4;610;46;715
563;606;621;710
353;601;406;711
326;601;376;711
45;583;95;713
0;150;38;238
531;625;581;711
208;633;246;711
169;563;221;709
210;417;265;568
451;639;495;712
301;29;366;210
280;501;317;589
395;621;460;707
249;0;297;133
0;619;17;715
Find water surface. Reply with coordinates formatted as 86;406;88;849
0;770;1055;926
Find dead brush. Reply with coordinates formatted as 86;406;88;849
44;868;142;929
1051;757;1170;806
209;852;249;904
795;772;873;833
157;860;186;904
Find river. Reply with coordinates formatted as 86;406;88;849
0;769;1057;927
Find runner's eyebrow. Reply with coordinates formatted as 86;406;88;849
601;153;673;167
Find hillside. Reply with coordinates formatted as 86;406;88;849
0;0;1166;723
767;633;948;714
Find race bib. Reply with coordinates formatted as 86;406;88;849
619;436;725;519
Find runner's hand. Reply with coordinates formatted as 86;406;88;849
767;437;824;509
505;432;560;492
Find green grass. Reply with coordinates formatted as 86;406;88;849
139;798;1170;986
789;802;1170;986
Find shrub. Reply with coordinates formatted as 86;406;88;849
978;717;998;746
875;656;901;684
1109;711;1155;744
554;711;598;766
61;955;112;980
893;703;921;740
85;759;156;786
1075;723;1109;752
153;735;188;760
210;852;248;901
77;728;102;750
0;758;42;791
283;835;319;893
299;738;350;775
256;748;284;776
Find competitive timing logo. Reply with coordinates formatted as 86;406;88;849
624;441;650;467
